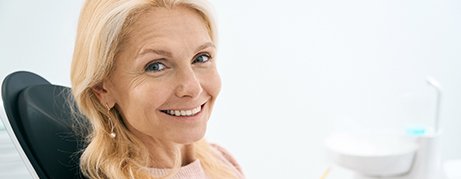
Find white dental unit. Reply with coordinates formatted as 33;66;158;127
325;77;450;179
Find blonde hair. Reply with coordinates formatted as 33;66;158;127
70;0;236;178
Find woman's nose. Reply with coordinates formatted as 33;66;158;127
174;68;203;98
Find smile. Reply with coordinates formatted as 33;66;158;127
160;104;203;117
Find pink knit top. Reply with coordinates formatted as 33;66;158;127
148;144;245;179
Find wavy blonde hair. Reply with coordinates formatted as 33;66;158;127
70;0;237;178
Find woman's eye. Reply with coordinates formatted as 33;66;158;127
193;54;211;64
145;62;166;72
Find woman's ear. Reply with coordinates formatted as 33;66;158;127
91;81;116;108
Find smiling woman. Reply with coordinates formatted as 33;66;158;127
70;0;244;178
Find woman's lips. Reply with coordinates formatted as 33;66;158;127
160;103;206;117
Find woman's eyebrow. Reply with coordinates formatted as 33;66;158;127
195;42;215;52
137;48;172;57
136;42;215;58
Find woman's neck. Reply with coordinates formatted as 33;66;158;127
139;135;196;168
126;121;197;168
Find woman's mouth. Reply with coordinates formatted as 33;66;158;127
160;104;204;117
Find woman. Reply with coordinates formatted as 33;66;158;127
70;0;244;178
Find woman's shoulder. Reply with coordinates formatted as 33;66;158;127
209;143;245;177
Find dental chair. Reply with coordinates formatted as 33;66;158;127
1;71;86;179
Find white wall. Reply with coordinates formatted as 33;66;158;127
1;0;460;179
0;0;80;86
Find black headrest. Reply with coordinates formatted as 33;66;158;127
17;84;85;179
1;71;86;179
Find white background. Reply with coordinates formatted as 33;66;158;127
1;0;460;179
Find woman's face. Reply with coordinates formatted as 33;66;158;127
100;6;220;144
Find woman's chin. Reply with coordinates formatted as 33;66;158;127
172;128;207;145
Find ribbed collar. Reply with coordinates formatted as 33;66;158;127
147;160;207;179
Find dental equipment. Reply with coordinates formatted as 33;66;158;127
325;77;445;179
426;76;442;133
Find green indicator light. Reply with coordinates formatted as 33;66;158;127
407;128;426;136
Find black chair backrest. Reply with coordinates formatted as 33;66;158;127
2;71;86;179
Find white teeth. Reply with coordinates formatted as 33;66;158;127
164;106;202;117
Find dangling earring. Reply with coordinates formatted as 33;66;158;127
105;103;116;138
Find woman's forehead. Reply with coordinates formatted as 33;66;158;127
128;6;209;39
121;6;213;55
